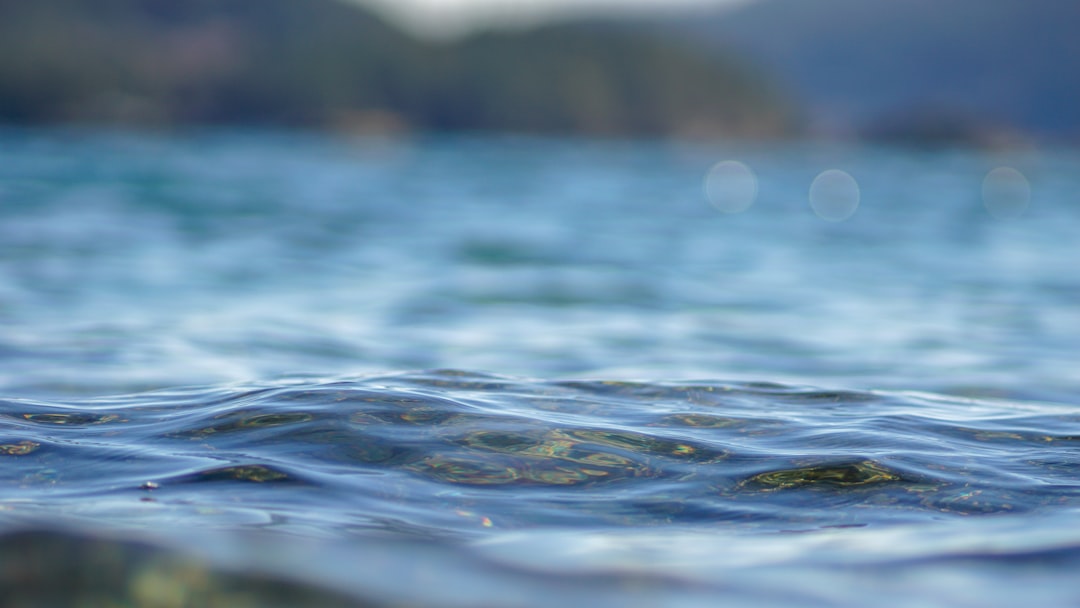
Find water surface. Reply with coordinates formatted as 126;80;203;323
1;129;1078;606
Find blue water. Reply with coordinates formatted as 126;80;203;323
1;128;1079;606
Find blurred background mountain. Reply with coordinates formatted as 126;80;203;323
0;0;1076;143
669;0;1080;145
0;0;790;138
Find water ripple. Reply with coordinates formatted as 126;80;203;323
1;370;1078;538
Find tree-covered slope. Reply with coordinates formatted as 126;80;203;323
0;0;794;137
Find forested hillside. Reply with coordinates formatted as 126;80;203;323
0;0;794;137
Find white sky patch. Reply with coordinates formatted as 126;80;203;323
353;0;748;39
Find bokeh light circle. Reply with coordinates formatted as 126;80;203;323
704;160;758;214
809;169;860;222
982;166;1030;219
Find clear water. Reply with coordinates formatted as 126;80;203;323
1;128;1079;606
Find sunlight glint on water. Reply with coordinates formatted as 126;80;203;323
808;168;860;221
704;159;758;213
982;166;1031;219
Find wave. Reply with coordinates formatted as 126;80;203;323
3;370;1080;605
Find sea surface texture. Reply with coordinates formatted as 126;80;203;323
1;129;1079;606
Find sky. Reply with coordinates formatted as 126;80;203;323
354;0;747;38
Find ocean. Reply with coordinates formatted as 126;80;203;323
1;128;1079;606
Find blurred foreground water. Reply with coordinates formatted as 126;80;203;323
1;129;1079;606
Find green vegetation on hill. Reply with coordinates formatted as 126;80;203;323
0;0;794;137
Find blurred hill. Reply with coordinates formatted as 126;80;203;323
670;0;1080;144
0;0;793;137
